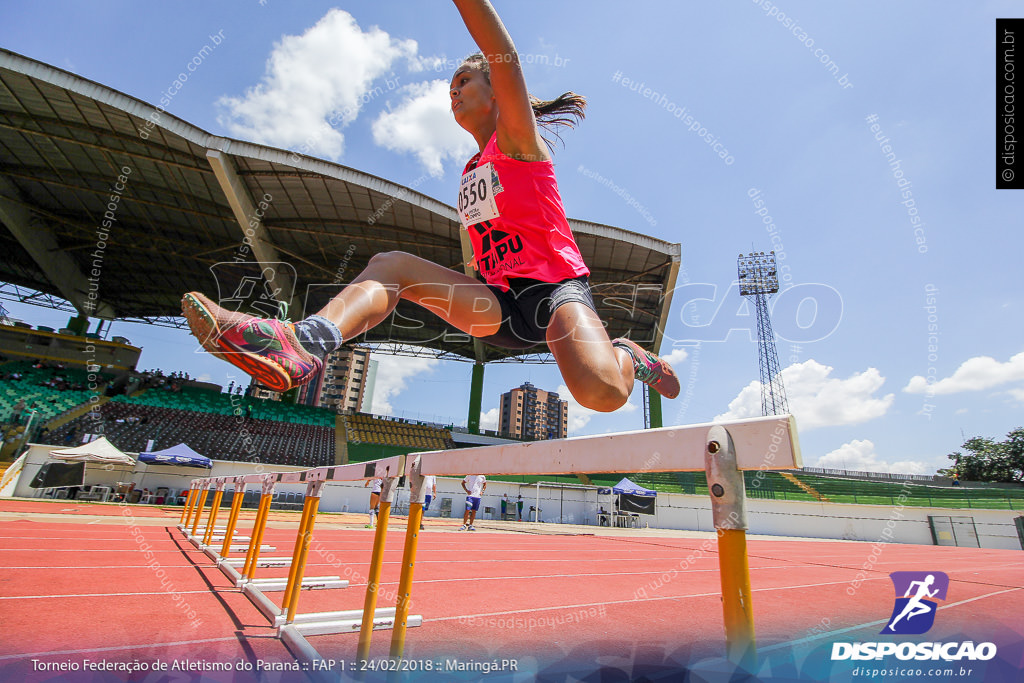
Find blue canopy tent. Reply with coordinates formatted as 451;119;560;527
611;477;657;497
138;443;212;468
135;444;211;504
611;477;657;516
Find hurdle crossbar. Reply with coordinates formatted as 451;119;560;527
403;415;799;478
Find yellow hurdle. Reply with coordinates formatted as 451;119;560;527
190;486;210;537
390;501;424;658
241;491;271;578
179;487;197;525
283;485;323;622
241;488;270;578
356;491;393;660
718;528;756;668
220;483;247;557
182;486;202;528
202;487;225;546
704;424;758;670
282;494;314;614
245;492;274;581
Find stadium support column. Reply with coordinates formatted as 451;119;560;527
648;389;663;429
206;150;303;319
0;176;115;319
468;362;485;435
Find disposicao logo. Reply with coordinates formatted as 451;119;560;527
882;571;948;635
831;571;997;662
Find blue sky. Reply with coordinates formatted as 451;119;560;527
2;1;1021;476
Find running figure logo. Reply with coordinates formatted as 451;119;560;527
881;571;949;635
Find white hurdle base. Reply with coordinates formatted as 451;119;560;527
280;607;423;635
239;577;351;624
242;581;286;622
217;557;243;584
278;609;424;667
220;556;295;568
246;576;348;593
188;537;275;553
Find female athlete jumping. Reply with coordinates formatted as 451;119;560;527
182;0;679;412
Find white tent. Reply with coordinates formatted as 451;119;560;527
49;437;135;465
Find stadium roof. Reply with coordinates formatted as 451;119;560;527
0;48;680;363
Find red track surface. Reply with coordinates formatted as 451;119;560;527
1;499;1021;682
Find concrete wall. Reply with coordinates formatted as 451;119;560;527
8;444;1022;550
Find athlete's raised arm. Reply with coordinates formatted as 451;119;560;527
451;0;547;161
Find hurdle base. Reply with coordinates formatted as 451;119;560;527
279;625;323;671
226;544;274;552
245;576;348;593
219;556;294;569
241;582;286;622
189;536;275;553
218;559;242;584
277;608;423;634
240;580;358;624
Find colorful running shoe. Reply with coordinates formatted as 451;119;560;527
611;338;681;400
467;525;476;531
181;291;322;392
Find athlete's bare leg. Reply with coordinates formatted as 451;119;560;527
316;251;503;340
545;302;634;412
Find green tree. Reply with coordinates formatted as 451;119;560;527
941;429;1024;483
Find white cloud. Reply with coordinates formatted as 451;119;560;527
715;360;894;430
217;9;417;159
904;351;1024;395
814;439;929;475
372;80;478;175
660;346;689;367
479;407;499;431
558;383;638;434
368;354;439;415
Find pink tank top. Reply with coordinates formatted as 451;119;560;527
458;133;589;290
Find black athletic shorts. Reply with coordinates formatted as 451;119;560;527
478;276;598;349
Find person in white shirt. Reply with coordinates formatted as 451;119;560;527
461;474;486;530
420;475;437;531
364;478;383;528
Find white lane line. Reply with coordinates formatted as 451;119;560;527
0;565;213;570
0;589;217;601
0;637;255;662
428;580;1024;634
348;564;800;587
0;548;203;552
428;577;897;624
0;555;727;570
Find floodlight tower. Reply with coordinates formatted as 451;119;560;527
737;251;789;416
